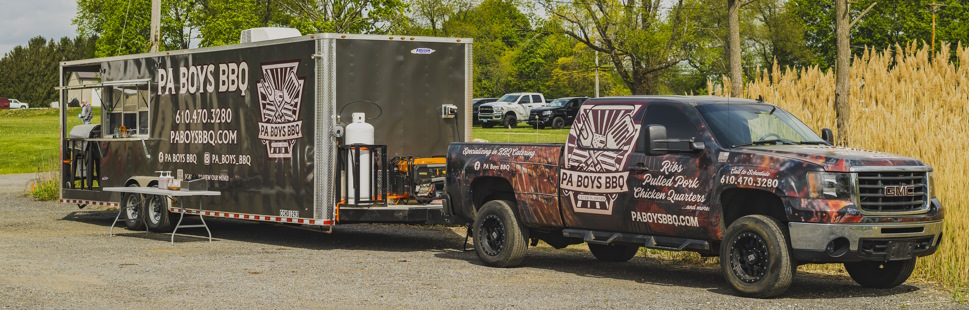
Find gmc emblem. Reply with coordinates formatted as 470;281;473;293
884;185;915;197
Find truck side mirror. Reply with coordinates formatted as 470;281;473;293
821;128;834;145
648;125;669;155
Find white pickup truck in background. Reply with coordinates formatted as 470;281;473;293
8;99;29;109
477;92;546;128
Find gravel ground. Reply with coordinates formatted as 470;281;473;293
0;173;964;309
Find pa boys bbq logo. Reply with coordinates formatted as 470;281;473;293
257;61;304;159
562;104;641;215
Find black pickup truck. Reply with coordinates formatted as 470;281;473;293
527;96;587;129
444;96;943;297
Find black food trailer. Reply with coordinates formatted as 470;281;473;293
58;33;473;233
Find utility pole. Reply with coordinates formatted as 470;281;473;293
592;33;601;97
928;1;947;55
149;0;161;52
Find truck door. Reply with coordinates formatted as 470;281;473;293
560;103;642;230
624;103;715;239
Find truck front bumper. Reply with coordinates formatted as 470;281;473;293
789;221;943;263
478;113;503;123
526;114;551;126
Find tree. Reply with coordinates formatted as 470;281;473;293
279;0;410;34
0;36;96;105
727;0;756;96
833;0;875;146
789;0;969;69
747;0;813;69
443;0;532;97
75;0;199;56
544;0;699;94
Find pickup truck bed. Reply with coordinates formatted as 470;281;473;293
446;143;564;228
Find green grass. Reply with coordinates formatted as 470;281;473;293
0;107;98;174
471;123;570;143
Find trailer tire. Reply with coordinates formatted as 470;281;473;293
588;243;639;262
720;215;793;298
551;117;566;129
473;200;527;267
120;185;144;231
144;195;174;232
503;114;517;128
844;258;916;288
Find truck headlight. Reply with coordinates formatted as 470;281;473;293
927;171;936;199
806;172;855;199
542;111;552;116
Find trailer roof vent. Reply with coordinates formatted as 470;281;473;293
240;27;302;43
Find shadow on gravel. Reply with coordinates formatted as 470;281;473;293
433;247;920;300
60;210;921;300
60;209;468;252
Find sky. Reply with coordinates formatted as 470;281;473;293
0;0;78;56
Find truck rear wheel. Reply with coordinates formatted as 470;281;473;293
551;117;566;129
144;195;174;232
588;243;639;262
720;215;793;298
473;200;527;267
120;184;144;231
503;114;517;128
844;258;916;288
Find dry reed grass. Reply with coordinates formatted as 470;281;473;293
710;42;967;290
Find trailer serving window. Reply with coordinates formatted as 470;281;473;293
103;83;150;137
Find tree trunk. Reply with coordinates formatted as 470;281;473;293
728;0;743;97
834;0;851;146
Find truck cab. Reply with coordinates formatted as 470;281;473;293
477;92;546;128
446;96;943;298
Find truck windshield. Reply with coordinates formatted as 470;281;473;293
498;94;520;102
696;104;826;147
547;98;568;107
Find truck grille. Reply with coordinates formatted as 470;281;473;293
857;172;928;213
479;106;493;115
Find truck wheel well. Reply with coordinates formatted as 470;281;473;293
720;188;786;228
125;179;140;187
471;177;516;212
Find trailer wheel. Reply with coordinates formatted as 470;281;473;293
588;243;640;262
503;114;517;128
120;185;145;231
473;200;527;267
144;195;174;232
844;258;916;288
551;117;566;129
720;215;793;298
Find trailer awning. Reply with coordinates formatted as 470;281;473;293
56;78;151;91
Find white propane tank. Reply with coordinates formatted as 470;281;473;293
345;113;374;203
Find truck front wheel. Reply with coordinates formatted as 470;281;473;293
844;258;916;288
588;243;639;262
720;215;794;298
551;117;566;129
503;114;517;128
473;200;527;267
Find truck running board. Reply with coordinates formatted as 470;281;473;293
562;229;710;252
